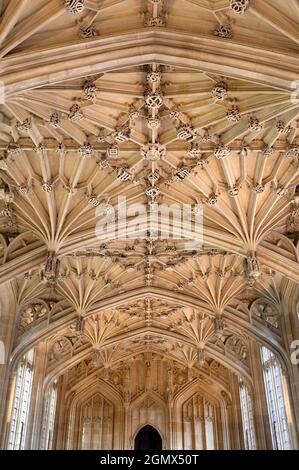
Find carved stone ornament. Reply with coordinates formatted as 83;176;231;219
106;144;119;158
286;145;299;159
187;143;201;158
87;195;100;207
78;142;94;158
141;143;166;161
68;104;84;122
42;252;60;284
245;251;261;285
145;15;165;27
177;126;195;141
248;116;263;132
251;299;280;329
211;81;228;101
16;118;32;133
226;106;241;122
49;112;61;128
145;92;164;109
214;144;231;159
113;126;131;143
147;71;162;83
214;24;233;39
65;0;85;14
80;26;97;38
230;0;250;14
117;167;133;182
83;81;99;101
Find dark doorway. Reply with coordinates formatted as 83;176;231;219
134;425;163;450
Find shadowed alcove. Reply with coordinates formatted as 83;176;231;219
134;426;163;451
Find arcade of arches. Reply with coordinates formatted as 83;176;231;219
0;0;299;451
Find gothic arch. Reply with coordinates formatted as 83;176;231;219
128;392;168;450
65;379;123;450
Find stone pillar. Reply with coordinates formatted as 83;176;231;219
0;283;17;449
26;341;48;449
1;368;17;448
229;372;244;449
249;339;272;449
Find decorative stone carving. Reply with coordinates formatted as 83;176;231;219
245;251;261;285
252;183;265;194
230;0;249;14
211;81;228;101
65;0;85;14
214;314;225;337
263;146;274;158
42;252;59;284
117;167;133;182
49;112;61;128
6;142;21;156
174;166;192;181
87;194;101;207
251;299;280;329
214;144;231;159
16;118;32;133
106;144;119;158
228;185;240;197
248;116;263;131
80;26;97;38
286;145;299;158
18;302;48;331
226;335;248;363
78;142;94;158
0;187;14;203
146;171;160;185
214;24;233;39
129;110;140;121
147;71;162;83
0;156;8;170
187;142;201;158
41;182;54;193
177;126;194;141
206;193;218;205
68;104;84;122
276;120;286;133
18;185;30;196
146;118;160;129
226;106;241;122
276;186;286;197
145;15;165;27
83;81;99;101
98;158;111;169
197;348;206;367
113;126;131;143
141;143;166;161
145;92;163;109
72;315;85;336
146;186;160;198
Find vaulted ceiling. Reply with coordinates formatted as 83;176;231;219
0;0;299;389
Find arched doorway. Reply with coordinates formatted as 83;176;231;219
134;425;163;450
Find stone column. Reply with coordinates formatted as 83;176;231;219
229;372;244;449
26;341;48;449
249;339;272;449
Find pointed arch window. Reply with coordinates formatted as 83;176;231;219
8;349;35;450
261;346;291;450
238;379;256;450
